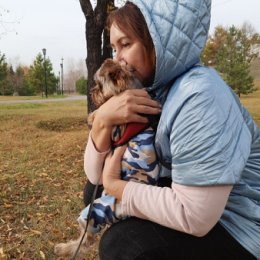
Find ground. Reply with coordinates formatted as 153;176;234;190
0;99;100;260
0;83;259;259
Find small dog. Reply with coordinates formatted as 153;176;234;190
54;59;159;260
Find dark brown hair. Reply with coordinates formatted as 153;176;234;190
107;2;155;67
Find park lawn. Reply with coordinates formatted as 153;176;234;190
240;87;260;126
0;88;259;260
0;95;67;101
0;95;44;101
0;100;100;260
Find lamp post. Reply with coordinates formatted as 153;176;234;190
60;57;64;95
42;48;48;98
58;71;61;95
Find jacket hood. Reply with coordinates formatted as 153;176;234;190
128;0;211;102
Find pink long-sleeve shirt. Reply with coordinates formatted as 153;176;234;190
84;133;232;237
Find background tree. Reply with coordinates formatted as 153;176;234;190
26;53;58;96
0;52;8;95
79;0;116;113
202;26;228;66
14;65;28;96
76;76;87;95
202;23;260;97
241;22;260;58
64;58;87;94
215;26;256;97
4;65;15;95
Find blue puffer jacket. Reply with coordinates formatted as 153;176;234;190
130;0;260;257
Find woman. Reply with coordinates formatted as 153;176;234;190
84;0;259;259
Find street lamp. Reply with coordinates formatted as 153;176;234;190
58;71;61;95
60;57;64;95
42;48;48;98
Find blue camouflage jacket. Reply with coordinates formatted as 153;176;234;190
130;0;260;257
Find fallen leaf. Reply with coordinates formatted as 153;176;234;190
0;248;6;257
3;203;13;209
39;250;45;259
30;229;42;235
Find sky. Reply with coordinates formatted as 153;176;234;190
0;0;260;75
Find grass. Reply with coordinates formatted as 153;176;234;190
250;58;260;80
0;100;100;260
240;82;260;126
0;95;68;101
0;85;259;260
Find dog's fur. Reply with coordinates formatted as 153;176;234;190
54;219;94;260
54;59;146;260
88;59;143;125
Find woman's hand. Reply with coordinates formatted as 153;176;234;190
95;89;161;127
91;89;161;152
102;145;127;201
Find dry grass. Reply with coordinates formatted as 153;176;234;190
0;95;67;101
240;83;260;126
250;58;260;80
0;100;100;260
0;85;259;260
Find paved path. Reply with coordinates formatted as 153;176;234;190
0;95;87;104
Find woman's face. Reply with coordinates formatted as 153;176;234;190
110;23;155;87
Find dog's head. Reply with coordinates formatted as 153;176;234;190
91;59;142;108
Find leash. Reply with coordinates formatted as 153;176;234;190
72;180;101;260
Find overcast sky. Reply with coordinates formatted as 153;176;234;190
0;0;260;74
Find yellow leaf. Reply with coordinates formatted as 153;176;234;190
39;173;48;177
31;229;42;235
40;250;45;259
0;248;6;257
3;203;12;209
48;240;55;247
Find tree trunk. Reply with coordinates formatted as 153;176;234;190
79;0;115;114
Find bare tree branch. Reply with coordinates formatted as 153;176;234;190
79;0;94;18
79;0;115;113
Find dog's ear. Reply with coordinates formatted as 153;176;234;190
91;81;105;108
108;65;131;93
108;64;123;84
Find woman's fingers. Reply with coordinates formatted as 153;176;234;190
94;89;161;126
112;145;127;161
103;145;127;180
135;104;161;115
119;90;161;115
105;145;126;164
125;88;151;97
122;89;160;107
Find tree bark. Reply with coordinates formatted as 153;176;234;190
79;0;115;113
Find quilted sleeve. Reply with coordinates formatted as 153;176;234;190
168;75;252;186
